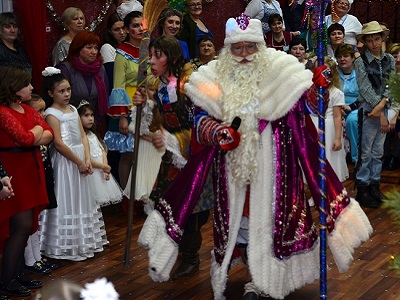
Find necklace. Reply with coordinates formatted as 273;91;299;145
271;33;286;50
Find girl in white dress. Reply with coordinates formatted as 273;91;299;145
123;75;163;215
77;100;123;207
310;57;349;182
39;67;108;261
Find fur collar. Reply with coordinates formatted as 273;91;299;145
185;49;313;121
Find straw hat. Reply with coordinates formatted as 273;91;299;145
356;21;390;43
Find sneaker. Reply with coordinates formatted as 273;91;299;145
24;261;52;274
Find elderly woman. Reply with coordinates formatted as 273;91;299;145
264;13;292;51
0;67;53;298
157;7;190;61
325;0;362;46
327;23;359;60
335;43;359;163
57;30;109;120
52;7;85;66
178;0;213;59
0;13;32;72
288;37;307;64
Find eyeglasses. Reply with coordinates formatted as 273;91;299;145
187;2;202;7
230;43;258;55
335;1;350;7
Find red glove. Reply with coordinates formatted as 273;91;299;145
214;126;241;151
313;65;332;88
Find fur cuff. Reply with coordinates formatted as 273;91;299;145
328;198;373;273
138;210;179;282
163;130;187;169
128;101;155;135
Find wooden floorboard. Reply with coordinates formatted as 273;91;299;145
19;166;400;300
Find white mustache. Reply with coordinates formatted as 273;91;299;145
232;54;255;62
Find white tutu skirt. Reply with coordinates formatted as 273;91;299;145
124;139;163;201
91;168;123;207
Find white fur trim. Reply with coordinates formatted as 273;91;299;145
185;60;223;119
163;129;187;169
138;210;179;282
224;18;264;45
328;198;373;273
185;51;313;122
258;49;313;121
128;101;154;136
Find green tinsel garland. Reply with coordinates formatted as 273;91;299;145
388;72;400;108
381;190;400;273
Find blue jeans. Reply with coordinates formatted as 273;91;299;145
356;114;386;184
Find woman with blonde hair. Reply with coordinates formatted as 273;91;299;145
52;7;85;66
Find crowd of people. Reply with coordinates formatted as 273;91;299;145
0;0;399;299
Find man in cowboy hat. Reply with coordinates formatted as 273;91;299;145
138;14;372;300
354;21;395;207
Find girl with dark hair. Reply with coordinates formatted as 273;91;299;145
77;100;123;207
104;11;143;192
39;67;108;261
0;12;32;72
57;30;109;120
0;67;53;297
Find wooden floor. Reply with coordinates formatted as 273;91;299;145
21;165;400;300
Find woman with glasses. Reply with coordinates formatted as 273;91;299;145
178;0;214;59
325;0;362;46
0;13;32;72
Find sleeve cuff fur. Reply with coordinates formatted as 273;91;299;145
328;198;373;273
138;210;179;282
163;130;187;169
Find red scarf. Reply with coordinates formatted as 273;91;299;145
72;56;108;117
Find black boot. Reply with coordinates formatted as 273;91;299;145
369;182;386;203
172;252;199;279
356;184;380;208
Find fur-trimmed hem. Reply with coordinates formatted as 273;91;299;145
210;250;229;300
328;198;373;272
138;210;178;282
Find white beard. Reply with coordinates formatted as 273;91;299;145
216;47;267;186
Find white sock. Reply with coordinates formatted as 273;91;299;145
31;231;42;262
24;235;36;266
